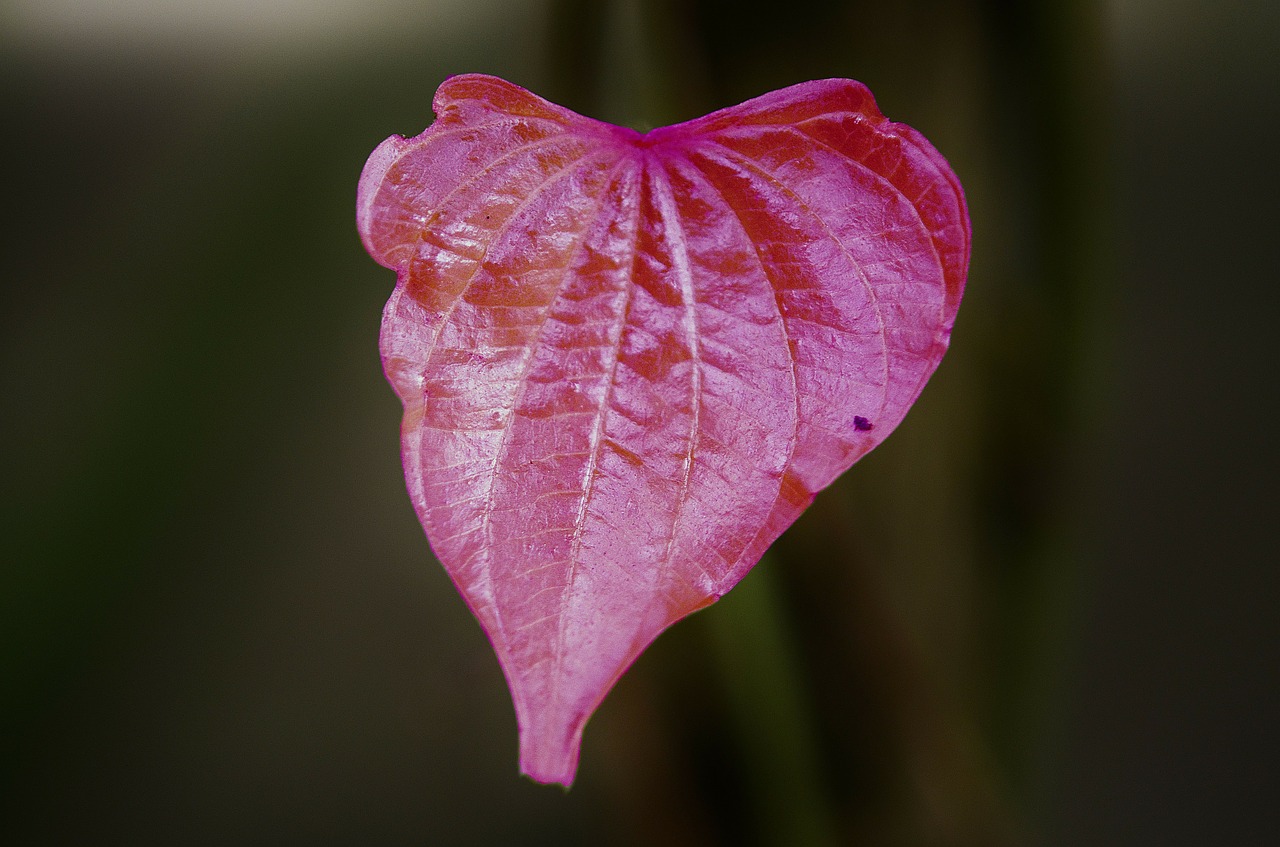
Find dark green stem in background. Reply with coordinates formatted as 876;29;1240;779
704;556;840;847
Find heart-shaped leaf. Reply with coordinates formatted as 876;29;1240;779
357;74;969;786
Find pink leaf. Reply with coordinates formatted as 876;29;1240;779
357;74;969;786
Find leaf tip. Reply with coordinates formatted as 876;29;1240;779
517;711;585;788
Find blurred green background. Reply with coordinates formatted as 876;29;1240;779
2;1;1276;844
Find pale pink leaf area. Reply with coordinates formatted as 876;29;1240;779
357;74;969;786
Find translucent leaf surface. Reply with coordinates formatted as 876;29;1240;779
357;74;969;785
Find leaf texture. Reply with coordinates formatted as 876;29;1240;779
357;74;970;785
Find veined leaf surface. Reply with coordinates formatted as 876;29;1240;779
357;74;969;786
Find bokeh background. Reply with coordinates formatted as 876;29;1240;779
2;1;1276;844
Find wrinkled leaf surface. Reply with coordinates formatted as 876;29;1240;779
357;74;969;785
